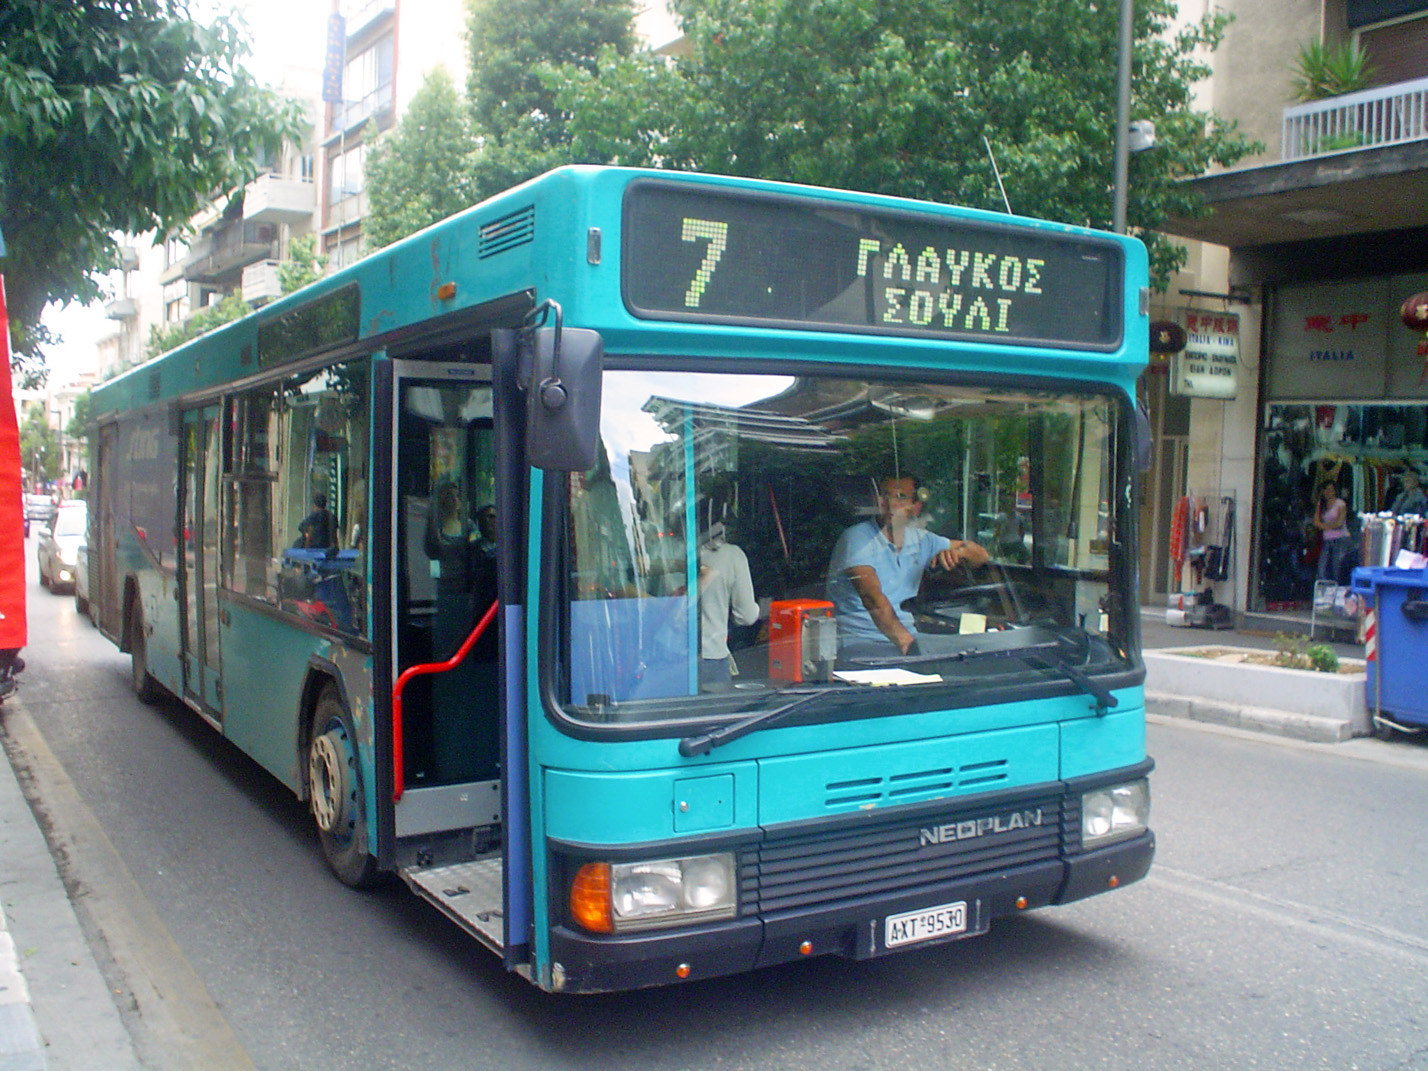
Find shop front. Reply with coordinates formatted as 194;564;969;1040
1254;272;1428;613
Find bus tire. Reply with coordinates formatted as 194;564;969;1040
128;602;161;704
308;685;378;888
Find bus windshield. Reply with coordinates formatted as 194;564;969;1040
559;370;1134;725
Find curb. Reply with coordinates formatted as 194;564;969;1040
0;710;142;1071
0;912;44;1071
1146;690;1353;743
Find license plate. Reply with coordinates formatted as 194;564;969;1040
884;900;968;949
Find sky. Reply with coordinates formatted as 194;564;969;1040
39;1;329;384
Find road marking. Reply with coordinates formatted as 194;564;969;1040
1150;864;1428;965
4;705;257;1071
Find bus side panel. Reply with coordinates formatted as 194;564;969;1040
116;408;183;694
219;603;336;791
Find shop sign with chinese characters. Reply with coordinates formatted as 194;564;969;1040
1172;311;1240;399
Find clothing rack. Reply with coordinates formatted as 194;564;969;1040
1169;489;1238;617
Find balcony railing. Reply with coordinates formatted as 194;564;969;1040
180;221;278;283
1282;75;1428;161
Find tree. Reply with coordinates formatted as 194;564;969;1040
278;233;327;295
551;0;1259;288
463;0;637;202
65;390;90;441
19;406;59;485
0;0;307;377
364;69;479;250
144;293;250;360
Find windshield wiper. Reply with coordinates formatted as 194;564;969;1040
1025;653;1117;714
848;625;1118;714
679;686;844;757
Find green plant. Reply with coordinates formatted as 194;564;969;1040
1304;129;1368;155
1273;632;1310;670
1307;644;1340;674
1289;40;1375;102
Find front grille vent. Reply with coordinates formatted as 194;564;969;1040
825;759;1009;808
746;793;1064;916
479;206;535;259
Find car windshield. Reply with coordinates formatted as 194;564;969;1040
52;506;86;538
555;370;1135;727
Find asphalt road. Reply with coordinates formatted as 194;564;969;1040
8;545;1428;1071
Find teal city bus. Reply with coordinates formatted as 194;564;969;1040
87;166;1154;993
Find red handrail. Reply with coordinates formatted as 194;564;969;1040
392;599;499;801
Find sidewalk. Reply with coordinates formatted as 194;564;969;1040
0;706;142;1071
1140;606;1369;742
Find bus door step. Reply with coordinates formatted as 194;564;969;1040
402;857;505;954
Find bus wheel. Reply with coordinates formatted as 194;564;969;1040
308;686;378;888
128;603;161;704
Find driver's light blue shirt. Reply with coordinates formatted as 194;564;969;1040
826;520;951;646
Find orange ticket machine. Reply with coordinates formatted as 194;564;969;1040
768;599;837;682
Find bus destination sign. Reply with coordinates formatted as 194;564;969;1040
623;183;1123;350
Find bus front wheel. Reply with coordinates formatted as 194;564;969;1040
308;686;378;888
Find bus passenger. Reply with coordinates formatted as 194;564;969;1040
826;475;988;658
298;492;336;551
697;517;758;686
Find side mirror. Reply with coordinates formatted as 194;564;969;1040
522;324;604;472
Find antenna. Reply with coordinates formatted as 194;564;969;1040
983;136;1013;215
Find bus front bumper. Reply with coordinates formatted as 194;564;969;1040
546;830;1154;993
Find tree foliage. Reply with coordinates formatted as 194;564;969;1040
145;292;250;360
463;0;636;202
0;0;307;375
19;406;59;483
364;69;479;251
278;232;327;295
550;0;1259;288
65;390;91;441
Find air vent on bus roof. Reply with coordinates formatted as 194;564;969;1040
148;370;161;401
478;205;535;259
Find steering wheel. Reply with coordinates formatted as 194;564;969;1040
902;561;1027;634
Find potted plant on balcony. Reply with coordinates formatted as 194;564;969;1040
1290;40;1377;153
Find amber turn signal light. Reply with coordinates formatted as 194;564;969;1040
570;862;613;933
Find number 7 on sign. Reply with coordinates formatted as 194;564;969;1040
682;218;728;308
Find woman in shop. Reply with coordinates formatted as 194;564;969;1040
1313;480;1352;584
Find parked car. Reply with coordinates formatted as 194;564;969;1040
37;501;87;593
74;542;92;620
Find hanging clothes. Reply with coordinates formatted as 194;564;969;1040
1169;495;1190;579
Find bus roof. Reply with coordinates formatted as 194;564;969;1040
92;166;1148;417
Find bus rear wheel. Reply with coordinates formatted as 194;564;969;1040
308;686;378;888
128;602;161;704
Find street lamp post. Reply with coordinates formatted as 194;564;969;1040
1112;0;1133;234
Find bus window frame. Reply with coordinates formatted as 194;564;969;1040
533;358;1146;744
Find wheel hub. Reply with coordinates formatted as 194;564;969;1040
309;727;352;833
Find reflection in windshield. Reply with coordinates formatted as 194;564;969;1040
561;372;1131;724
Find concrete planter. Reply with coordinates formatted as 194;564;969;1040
1144;646;1368;743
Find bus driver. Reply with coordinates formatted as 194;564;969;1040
826;475;988;659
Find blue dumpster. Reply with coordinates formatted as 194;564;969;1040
1351;565;1428;731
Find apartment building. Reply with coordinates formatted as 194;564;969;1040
1151;0;1428;625
96;0;468;383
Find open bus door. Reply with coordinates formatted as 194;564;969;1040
385;357;527;962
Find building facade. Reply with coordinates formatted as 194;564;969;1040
1153;0;1428;627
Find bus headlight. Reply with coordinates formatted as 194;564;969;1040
1081;779;1150;849
570;853;737;934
